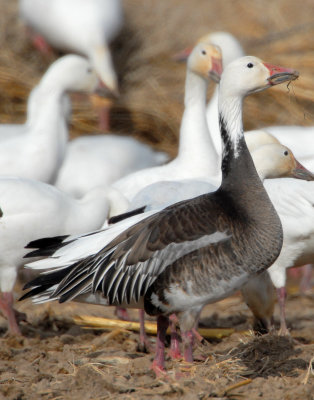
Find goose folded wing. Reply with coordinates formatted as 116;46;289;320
32;195;232;305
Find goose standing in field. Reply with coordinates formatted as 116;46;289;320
112;140;314;352
54;135;170;199
111;42;223;204
0;55;100;183
19;0;123;130
21;56;298;373
242;176;314;334
178;32;314;333
0;177;127;335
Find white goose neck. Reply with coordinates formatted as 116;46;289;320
219;94;243;159
176;70;220;177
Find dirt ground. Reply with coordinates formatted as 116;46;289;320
0;278;313;400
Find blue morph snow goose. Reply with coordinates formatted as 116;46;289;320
21;57;298;374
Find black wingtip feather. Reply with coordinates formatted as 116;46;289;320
25;235;69;249
19;285;52;301
24;235;73;258
108;206;146;225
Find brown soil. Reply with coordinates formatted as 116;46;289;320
0;281;313;400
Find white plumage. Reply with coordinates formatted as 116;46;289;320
0;55;99;183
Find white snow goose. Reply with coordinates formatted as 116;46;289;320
19;0;123;130
0;177;127;335
54;41;222;201
0;55;100;183
242;175;314;334
174;31;245;156
19;0;122;96
21;56;298;374
54;135;170;199
110;42;223;205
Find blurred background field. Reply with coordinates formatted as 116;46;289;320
0;0;314;159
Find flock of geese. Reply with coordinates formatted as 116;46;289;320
0;0;313;375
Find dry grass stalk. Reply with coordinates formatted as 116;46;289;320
301;356;314;385
73;315;235;339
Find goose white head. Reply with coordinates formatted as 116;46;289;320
197;31;245;67
39;55;100;94
220;55;299;98
187;42;223;83
245;129;280;153
219;56;298;157
173;31;244;68
252;143;314;181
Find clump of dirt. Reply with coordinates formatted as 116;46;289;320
229;334;308;378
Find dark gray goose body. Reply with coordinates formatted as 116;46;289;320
22;56;298;373
143;134;282;319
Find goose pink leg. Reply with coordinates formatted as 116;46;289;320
277;287;289;335
169;314;182;359
114;306;130;321
0;292;21;335
300;264;313;293
138;309;154;352
182;330;194;363
151;315;169;376
25;27;54;57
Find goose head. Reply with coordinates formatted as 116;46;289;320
197;31;245;67
221;56;299;97
173;31;244;68
187;42;223;83
40;55;100;94
89;45;119;97
252;143;314;181
245;129;280;153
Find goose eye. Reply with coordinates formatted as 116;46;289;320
201;50;207;55
87;67;93;73
247;63;254;68
284;150;289;156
